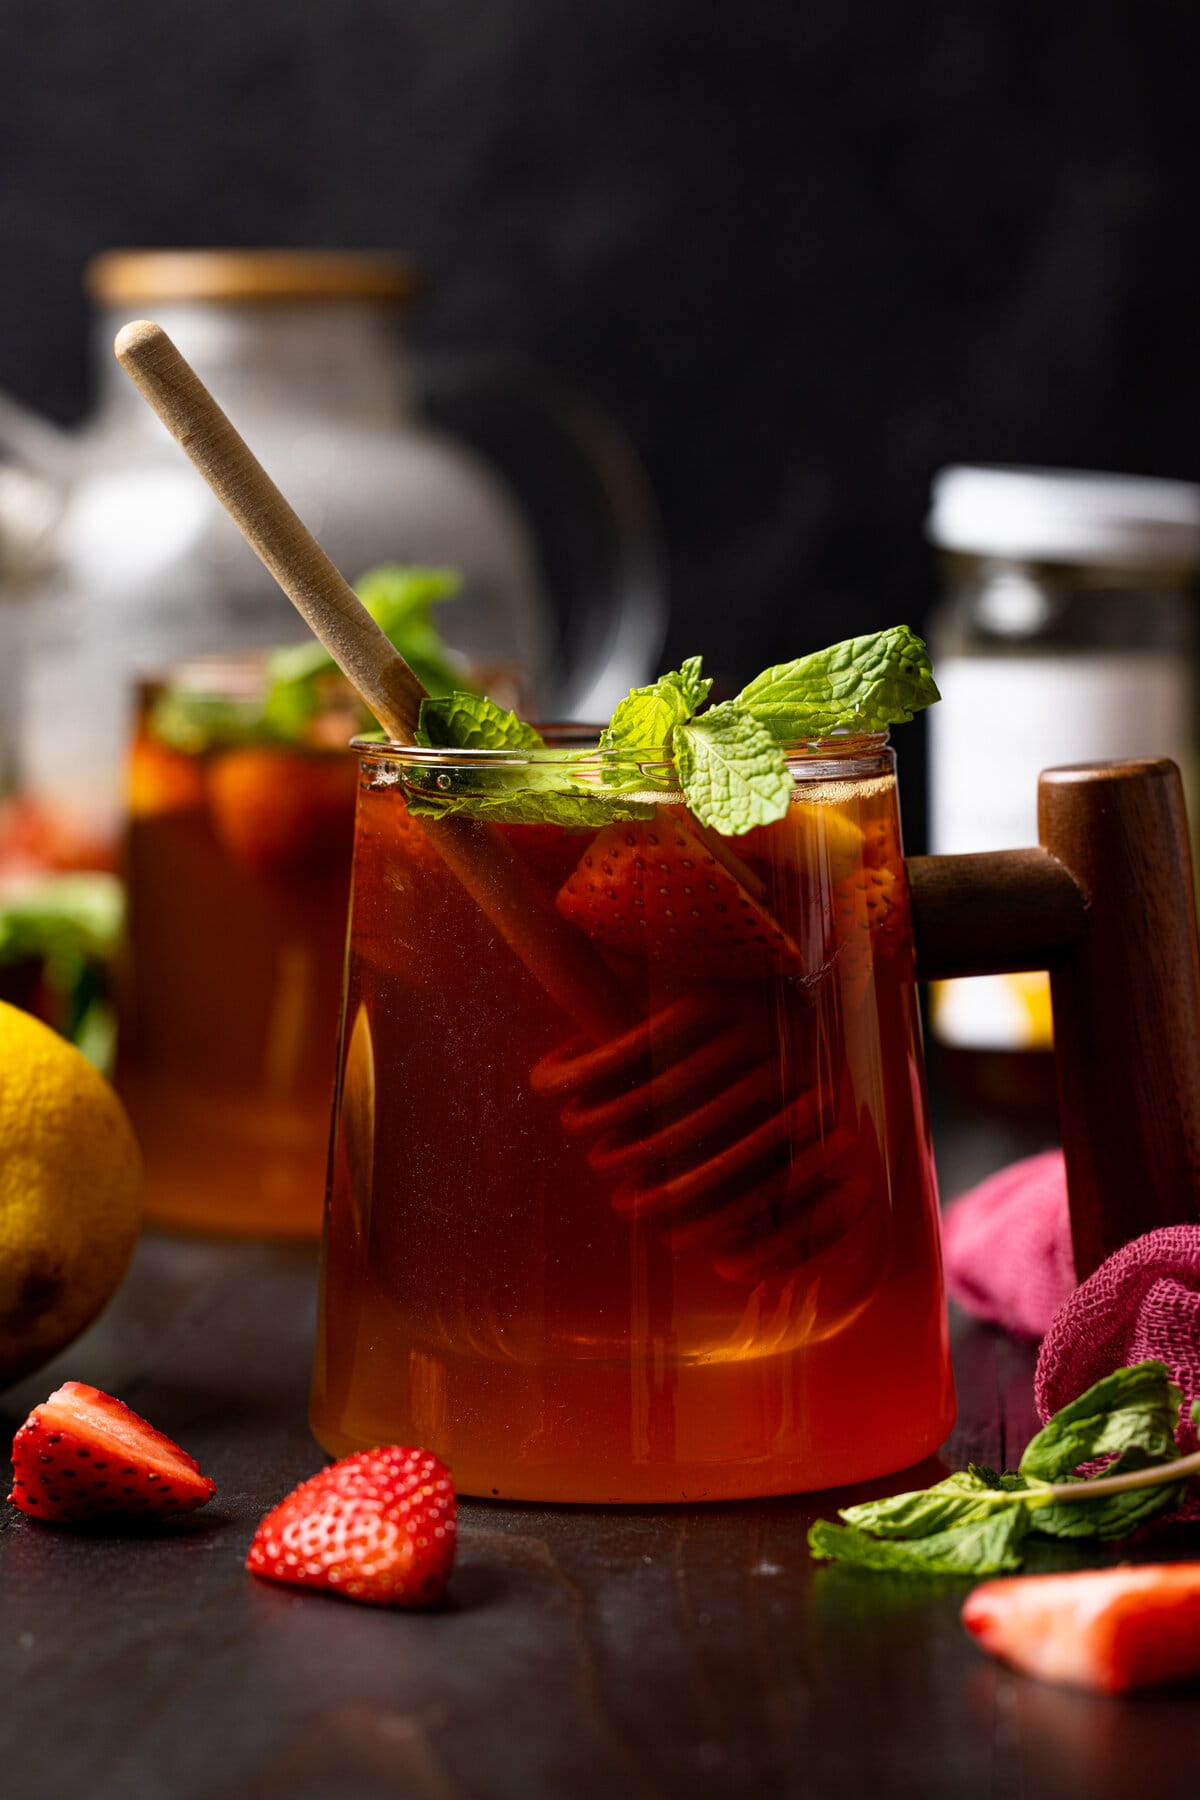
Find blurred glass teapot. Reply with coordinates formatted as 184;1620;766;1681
0;250;665;856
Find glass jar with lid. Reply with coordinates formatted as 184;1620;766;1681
925;464;1200;1114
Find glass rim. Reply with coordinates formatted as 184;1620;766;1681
352;726;893;773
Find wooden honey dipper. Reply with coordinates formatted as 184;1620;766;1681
115;320;878;1291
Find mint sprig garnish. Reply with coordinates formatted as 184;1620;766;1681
807;1363;1200;1577
600;657;712;753
263;566;465;740
402;625;938;836
408;691;657;826
150;566;469;754
416;692;543;752
673;702;793;832
737;624;939;741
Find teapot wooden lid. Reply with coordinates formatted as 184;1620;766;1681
87;250;419;305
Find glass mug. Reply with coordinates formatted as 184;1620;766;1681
310;731;954;1503
117;661;357;1238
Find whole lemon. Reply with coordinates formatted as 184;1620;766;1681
0;1001;141;1385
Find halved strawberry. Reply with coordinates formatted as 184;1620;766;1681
738;800;865;885
8;1381;216;1525
556;815;807;978
246;1445;456;1608
498;821;593;891
206;747;357;875
962;1564;1200;1694
126;734;207;819
830;860;910;1005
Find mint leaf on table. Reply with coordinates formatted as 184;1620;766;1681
674;702;793;833
737;625;939;741
828;1469;1030;1540
808;1507;1030;1578
601;656;712;752
1017;1362;1182;1481
416;692;544;751
807;1361;1200;1579
1018;1363;1190;1541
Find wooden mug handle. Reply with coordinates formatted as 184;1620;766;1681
908;758;1200;1277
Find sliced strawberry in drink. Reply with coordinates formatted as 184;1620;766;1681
498;821;594;891
830;860;911;1005
127;734;207;819
556;814;808;979
962;1564;1200;1693
206;748;358;875
9;1381;216;1525
738;800;865;885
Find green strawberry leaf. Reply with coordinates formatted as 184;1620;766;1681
737;625;939;742
674;701;793;835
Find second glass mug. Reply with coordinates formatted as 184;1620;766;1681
310;730;954;1503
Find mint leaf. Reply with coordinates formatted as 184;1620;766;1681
601;656;712;752
406;790;655;827
416;692;544;751
259;565;466;745
807;1362;1200;1578
834;1469;1029;1540
737;625;939;742
408;691;655;824
354;565;464;698
149;687;264;754
674;701;792;835
1018;1361;1181;1482
808;1509;1029;1577
1030;1452;1193;1541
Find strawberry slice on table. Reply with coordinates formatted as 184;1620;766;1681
246;1446;456;1608
556;815;807;978
8;1381;216;1525
962;1564;1200;1694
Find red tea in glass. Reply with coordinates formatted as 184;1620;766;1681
310;732;954;1502
117;665;357;1237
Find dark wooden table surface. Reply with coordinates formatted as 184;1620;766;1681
2;1101;1196;1800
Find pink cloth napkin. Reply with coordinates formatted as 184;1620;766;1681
1035;1224;1200;1455
941;1148;1075;1340
942;1150;1200;1468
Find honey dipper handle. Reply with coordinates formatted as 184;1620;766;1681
910;757;1200;1276
114;319;631;1044
115;319;425;743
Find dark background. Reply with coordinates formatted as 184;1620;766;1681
2;0;1199;835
